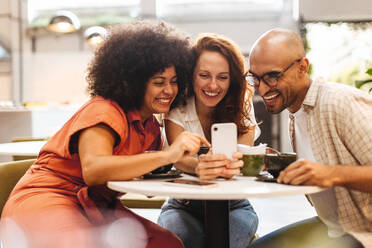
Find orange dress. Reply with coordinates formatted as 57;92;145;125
1;97;183;248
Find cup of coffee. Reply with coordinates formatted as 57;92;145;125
240;154;265;176
264;152;297;178
237;144;266;176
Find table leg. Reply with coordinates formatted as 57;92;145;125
204;200;230;248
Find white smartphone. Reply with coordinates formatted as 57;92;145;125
211;123;237;160
163;179;217;188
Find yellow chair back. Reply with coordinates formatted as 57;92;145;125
0;159;36;215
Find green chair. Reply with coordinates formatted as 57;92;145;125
0;159;36;215
120;193;166;209
0;156;164;213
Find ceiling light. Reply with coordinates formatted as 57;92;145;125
84;26;108;49
48;10;81;33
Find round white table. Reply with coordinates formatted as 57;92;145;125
0;141;47;156
108;174;323;200
108;174;324;248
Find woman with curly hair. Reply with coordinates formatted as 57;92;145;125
1;20;208;248
157;33;260;248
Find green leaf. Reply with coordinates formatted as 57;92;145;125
366;68;372;76
355;79;372;89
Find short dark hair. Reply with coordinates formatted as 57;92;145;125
86;20;193;112
188;33;253;135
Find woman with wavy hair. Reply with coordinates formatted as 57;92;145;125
158;33;260;248
1;21;208;248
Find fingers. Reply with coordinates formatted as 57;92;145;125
198;135;211;148
196;166;225;180
196;154;228;180
277;160;302;182
199;153;227;162
220;167;241;178
231;152;243;159
285;172;312;185
196;159;243;180
225;159;243;169
181;132;211;156
277;160;312;185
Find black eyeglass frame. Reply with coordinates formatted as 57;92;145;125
246;58;303;88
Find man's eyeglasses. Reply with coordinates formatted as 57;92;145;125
246;58;303;88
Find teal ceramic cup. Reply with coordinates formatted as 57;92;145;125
264;152;297;178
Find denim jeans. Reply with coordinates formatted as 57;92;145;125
157;198;258;248
249;216;363;248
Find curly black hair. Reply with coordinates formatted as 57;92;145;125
86;20;193;112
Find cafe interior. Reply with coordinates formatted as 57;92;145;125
0;0;371;244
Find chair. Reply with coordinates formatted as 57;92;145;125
0;155;164;213
0;159;36;215
120;193;166;209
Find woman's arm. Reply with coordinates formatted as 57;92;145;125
79;123;208;186
237;127;255;146
164;119;200;174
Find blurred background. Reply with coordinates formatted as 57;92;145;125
1;0;372;157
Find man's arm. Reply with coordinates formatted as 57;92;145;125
277;160;372;193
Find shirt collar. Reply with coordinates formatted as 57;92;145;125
302;77;325;111
126;110;160;132
126;110;142;124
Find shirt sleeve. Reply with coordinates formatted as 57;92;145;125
334;89;372;165
66;100;127;156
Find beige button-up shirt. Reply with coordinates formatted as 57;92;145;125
298;77;372;246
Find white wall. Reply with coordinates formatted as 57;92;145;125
21;20;298;104
300;0;372;22
18;0;297;104
0;0;12;102
1;0;299;150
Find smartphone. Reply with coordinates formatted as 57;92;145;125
211;123;237;160
163;179;217;188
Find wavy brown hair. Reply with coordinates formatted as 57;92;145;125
188;33;254;135
86;20;193;112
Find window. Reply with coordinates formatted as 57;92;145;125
156;0;283;21
306;22;372;88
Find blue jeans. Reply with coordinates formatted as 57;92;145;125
249;216;363;248
157;198;258;248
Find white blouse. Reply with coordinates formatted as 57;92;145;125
165;96;260;141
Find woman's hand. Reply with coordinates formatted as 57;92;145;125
220;152;244;179
165;131;210;164
196;152;243;180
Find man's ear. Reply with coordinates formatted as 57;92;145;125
298;57;309;75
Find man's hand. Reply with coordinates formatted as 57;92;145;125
277;159;337;187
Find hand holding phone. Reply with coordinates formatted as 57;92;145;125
211;123;237;160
